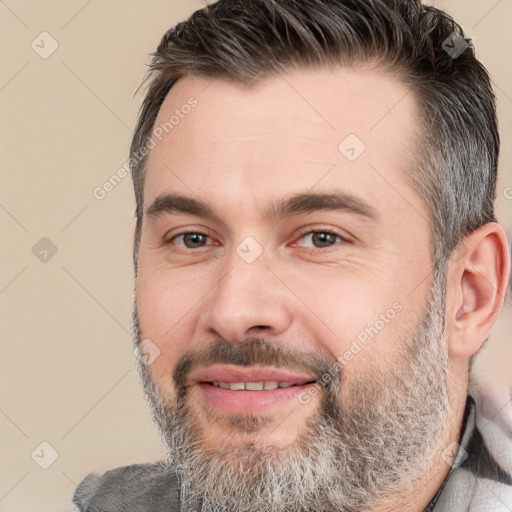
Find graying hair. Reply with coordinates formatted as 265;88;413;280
130;0;499;277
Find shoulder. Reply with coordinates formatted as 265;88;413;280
434;384;512;511
471;381;512;479
72;461;181;512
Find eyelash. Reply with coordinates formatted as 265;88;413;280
293;227;347;250
166;227;348;251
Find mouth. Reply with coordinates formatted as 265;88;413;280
209;380;314;390
189;365;319;415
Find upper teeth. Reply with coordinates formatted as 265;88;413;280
212;381;296;390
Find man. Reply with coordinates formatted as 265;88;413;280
73;0;512;510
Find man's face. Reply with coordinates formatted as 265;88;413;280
134;68;450;510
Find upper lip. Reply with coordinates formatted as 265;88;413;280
188;365;317;386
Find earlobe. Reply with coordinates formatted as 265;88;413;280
447;223;510;359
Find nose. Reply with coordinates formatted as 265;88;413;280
198;249;294;343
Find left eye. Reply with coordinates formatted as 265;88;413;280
295;230;344;249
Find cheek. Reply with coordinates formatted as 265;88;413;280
288;267;410;376
135;269;208;380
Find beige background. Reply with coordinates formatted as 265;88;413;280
0;1;511;511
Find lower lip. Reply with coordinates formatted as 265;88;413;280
195;382;317;415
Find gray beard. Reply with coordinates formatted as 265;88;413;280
133;277;450;512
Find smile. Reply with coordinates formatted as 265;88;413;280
188;365;320;414
211;381;303;390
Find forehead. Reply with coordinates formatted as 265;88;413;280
143;67;425;227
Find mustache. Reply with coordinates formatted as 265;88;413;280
172;337;338;391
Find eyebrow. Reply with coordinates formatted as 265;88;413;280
145;189;378;223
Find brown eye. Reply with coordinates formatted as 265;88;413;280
170;232;212;249
297;230;344;249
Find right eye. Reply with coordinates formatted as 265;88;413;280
167;231;216;250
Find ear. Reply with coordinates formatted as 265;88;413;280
445;222;510;359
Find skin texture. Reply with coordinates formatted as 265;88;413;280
134;67;510;511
